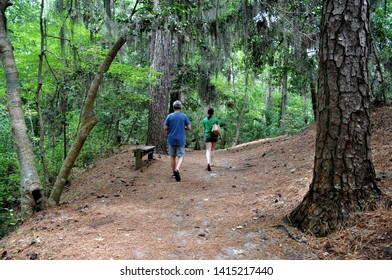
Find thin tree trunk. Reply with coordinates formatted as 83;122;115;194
310;73;317;121
233;0;250;146
288;0;381;237
279;67;288;133
35;0;51;186
0;0;44;217
233;68;249;146
279;15;288;134
125;118;139;144
264;74;272;126
106;114;114;144
49;35;127;205
103;0;114;43
369;32;386;105
57;0;66;55
233;95;248;146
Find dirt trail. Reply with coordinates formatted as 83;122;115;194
1;106;391;260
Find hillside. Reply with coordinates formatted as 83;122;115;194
1;105;391;260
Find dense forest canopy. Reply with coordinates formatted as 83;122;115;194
0;0;391;237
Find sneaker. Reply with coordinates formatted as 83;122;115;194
174;170;181;181
207;164;211;171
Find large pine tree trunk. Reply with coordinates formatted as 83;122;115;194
0;0;44;217
147;0;171;153
288;0;381;237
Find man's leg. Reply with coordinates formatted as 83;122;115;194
170;156;176;172
173;157;182;181
173;147;185;181
176;156;184;171
168;145;177;174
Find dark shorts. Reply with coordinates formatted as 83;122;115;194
205;135;218;143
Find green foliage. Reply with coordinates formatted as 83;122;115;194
5;0;40;24
0;105;13;153
284;93;314;133
209;59;314;146
0;106;21;237
371;1;392;103
0;156;20;238
373;3;392;50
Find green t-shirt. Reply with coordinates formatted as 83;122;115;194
202;117;221;137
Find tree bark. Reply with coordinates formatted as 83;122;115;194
35;0;51;187
279;67;288;133
233;69;249;146
310;76;317;121
264;74;273;126
0;0;44;217
233;0;250;146
103;0;114;44
288;0;381;237
147;0;171;153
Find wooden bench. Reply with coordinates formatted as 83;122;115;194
133;145;156;170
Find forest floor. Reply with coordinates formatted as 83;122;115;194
1;105;391;260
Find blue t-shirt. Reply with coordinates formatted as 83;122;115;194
164;112;191;146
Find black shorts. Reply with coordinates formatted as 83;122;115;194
205;135;218;143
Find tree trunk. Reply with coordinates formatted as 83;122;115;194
170;27;186;113
369;34;386;105
310;75;317;121
279;67;288;133
57;0;66;55
0;0;44;217
233;98;247;146
264;74;273;126
48;35;127;205
288;0;381;237
35;0;51;187
103;0;114;43
147;0;171;153
232;0;250;146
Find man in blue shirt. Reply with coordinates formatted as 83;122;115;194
163;100;191;181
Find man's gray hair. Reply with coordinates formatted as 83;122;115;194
173;100;182;109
